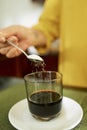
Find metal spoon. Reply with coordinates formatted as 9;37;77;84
7;40;43;62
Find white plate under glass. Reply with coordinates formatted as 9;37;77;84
8;97;83;130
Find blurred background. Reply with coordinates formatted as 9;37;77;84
0;0;58;88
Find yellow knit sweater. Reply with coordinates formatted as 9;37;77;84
33;0;87;88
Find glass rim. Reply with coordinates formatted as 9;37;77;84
24;71;62;82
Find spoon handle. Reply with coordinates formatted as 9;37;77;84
7;40;43;62
7;40;28;58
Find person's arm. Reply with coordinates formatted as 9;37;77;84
33;0;61;51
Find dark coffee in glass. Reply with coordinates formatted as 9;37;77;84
24;71;63;120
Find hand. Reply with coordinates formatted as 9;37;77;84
0;25;46;58
0;25;35;58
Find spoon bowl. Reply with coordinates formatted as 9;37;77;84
7;40;43;62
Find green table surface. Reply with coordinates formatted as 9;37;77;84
0;78;87;130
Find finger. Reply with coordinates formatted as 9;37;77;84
0;37;6;42
0;32;6;42
7;36;19;48
0;42;10;48
6;48;22;58
0;46;12;55
7;36;18;43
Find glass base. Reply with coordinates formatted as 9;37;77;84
32;112;61;121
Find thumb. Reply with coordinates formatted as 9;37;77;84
7;36;18;43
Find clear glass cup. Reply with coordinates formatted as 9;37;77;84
24;71;63;121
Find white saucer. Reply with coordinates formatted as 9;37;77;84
8;97;83;130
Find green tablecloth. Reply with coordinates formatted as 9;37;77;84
0;78;87;130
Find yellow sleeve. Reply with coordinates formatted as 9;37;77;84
33;0;61;53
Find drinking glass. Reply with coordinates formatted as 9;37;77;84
24;71;63;120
